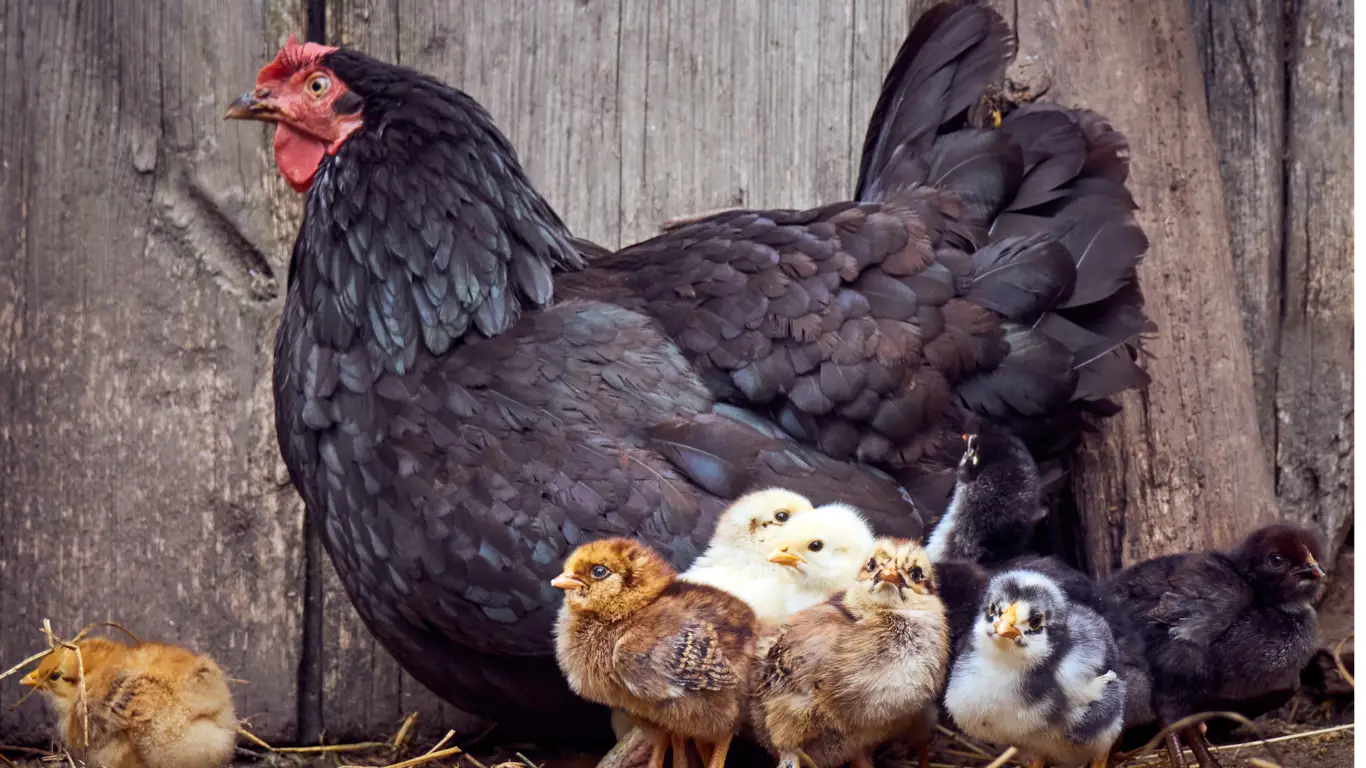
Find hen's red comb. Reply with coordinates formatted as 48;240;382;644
258;34;338;82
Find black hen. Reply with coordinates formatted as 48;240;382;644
226;1;1151;742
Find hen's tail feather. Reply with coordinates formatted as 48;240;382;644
856;1;1015;203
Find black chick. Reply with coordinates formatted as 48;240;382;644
1100;524;1325;768
925;420;1046;566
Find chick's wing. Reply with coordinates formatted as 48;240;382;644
613;621;740;701
1146;557;1250;647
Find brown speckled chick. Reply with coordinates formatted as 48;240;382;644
20;637;238;768
553;538;757;768
752;539;949;768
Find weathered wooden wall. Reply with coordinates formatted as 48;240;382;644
0;0;1351;747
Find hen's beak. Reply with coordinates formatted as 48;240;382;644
992;602;1021;641
224;91;281;122
768;547;805;568
551;574;587;591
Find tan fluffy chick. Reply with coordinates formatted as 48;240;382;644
20;636;238;768
553;537;757;768
751;539;949;768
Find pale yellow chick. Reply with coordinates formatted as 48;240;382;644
20;636;238;768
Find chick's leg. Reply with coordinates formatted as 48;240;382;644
647;729;670;768
1163;732;1187;768
696;741;714;765
1089;757;1109;768
1183;727;1223;768
1025;759;1046;768
704;734;732;768
852;754;875;768
670;734;689;768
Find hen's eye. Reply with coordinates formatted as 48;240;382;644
773;510;790;523
306;74;331;96
910;566;925;583
807;540;824;552
866;558;878;572
589;565;610;580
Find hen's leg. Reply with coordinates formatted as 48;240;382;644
704;734;732;768
1184;727;1223;768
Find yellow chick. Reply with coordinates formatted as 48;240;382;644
20;637;238;768
681;489;873;626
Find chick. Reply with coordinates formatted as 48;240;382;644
20;637;238;768
553;537;757;768
751;539;949;768
944;569;1126;768
680;489;874;626
926;422;1046;566
1100;523;1325;768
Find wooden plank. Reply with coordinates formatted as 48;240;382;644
991;0;1280;571
1276;0;1353;558
0;0;307;745
1188;0;1287;455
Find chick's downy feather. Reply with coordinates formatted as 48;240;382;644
752;539;949;768
1101;524;1325;731
944;569;1124;768
553;537;756;765
21;638;238;768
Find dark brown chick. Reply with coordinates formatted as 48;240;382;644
553;538;757;768
752;539;949;768
20;637;238;768
1101;523;1326;768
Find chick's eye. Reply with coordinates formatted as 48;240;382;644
49;671;61;681
1268;553;1285;568
807;540;823;552
866;558;878;572
773;510;790;523
589;565;610;580
1029;614;1044;631
307;74;331;95
910;566;925;583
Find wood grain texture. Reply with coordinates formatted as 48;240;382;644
984;0;1280;572
1276;0;1353;560
1190;0;1353;566
1189;0;1286;455
0;0;307;745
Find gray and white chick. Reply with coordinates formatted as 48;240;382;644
926;422;1046;566
944;569;1125;768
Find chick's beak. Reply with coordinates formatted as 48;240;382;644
768;547;805;568
551;574;587;591
992;602;1021;640
876;568;904;588
19;671;37;687
224;90;281;122
1300;554;1326;581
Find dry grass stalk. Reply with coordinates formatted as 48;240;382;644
340;728;464;768
1333;632;1354;688
981;745;1018;768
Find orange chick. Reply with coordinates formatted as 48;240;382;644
553;537;757;768
20;636;238;768
751;539;949;768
